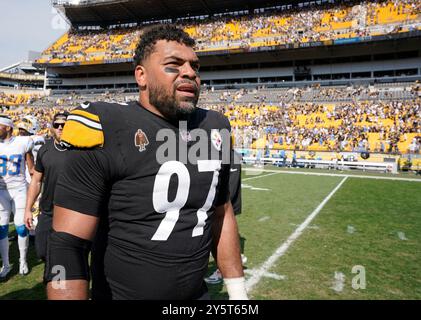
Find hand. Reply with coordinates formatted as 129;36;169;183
24;209;34;230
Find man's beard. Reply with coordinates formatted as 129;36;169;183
149;82;199;121
52;130;61;142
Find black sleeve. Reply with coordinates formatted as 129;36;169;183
215;115;231;207
54;148;115;217
35;144;46;173
229;150;242;215
215;164;230;207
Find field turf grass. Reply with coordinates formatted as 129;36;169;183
1;167;420;300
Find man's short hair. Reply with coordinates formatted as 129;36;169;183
53;111;69;123
133;24;195;68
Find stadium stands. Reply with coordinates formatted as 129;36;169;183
2;0;420;171
2;83;418;155
197;82;420;155
0;91;42;106
36;0;421;65
216;97;420;154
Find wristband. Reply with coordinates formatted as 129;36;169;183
224;277;248;300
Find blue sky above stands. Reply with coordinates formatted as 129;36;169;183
0;0;69;69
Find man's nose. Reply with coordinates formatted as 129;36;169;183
180;63;197;79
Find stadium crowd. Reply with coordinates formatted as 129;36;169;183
37;0;421;64
200;82;421;103
1;87;419;155
43;27;138;62
0;92;42;106
206;98;420;153
0;106;69;138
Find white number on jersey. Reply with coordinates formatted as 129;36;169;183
151;160;221;241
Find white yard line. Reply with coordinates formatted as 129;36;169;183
242;172;282;182
245;176;348;293
244;269;286;281
243;168;421;182
258;216;271;222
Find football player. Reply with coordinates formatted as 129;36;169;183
17;116;45;178
46;25;247;300
17;116;45;238
24;112;69;262
0;115;34;278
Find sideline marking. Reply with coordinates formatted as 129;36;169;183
243;168;421;182
245;177;348;292
242;172;281;182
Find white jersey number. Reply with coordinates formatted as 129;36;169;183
151;160;221;241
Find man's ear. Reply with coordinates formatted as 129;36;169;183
135;65;147;90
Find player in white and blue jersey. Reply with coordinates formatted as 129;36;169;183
0;115;34;278
17;118;45;238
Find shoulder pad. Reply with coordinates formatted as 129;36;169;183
60;103;104;148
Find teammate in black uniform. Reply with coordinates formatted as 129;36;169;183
45;25;247;300
24;112;69;261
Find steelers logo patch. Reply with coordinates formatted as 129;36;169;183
211;129;222;151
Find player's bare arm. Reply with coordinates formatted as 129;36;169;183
46;205;99;300
25;152;35;176
24;170;43;230
212;200;248;299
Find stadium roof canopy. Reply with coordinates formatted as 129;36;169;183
53;0;305;27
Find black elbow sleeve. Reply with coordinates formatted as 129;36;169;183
44;230;92;284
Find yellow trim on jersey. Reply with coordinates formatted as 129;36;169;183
61;119;104;148
70;109;101;123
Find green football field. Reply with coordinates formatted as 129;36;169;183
210;167;421;300
1;167;420;300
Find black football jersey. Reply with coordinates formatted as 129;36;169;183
35;138;68;216
54;101;231;299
